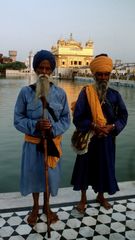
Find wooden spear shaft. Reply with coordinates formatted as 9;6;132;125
40;96;51;238
43;137;51;238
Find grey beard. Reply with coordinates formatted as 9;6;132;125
35;74;51;99
95;81;108;102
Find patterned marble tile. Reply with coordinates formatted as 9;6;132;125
0;197;135;239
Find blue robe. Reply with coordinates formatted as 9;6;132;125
14;83;70;196
71;86;128;195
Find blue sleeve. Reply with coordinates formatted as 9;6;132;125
14;87;38;135
114;92;128;136
73;89;92;132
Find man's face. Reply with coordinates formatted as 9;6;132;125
36;60;52;76
95;72;110;82
95;72;110;83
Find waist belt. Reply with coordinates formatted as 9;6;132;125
24;134;62;168
24;134;41;144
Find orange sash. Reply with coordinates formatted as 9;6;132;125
85;84;107;126
24;134;62;168
71;84;107;126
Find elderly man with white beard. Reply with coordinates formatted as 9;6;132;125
71;53;128;213
14;50;70;226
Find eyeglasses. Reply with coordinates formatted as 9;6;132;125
96;72;110;77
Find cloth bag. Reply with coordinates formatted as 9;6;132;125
71;129;93;155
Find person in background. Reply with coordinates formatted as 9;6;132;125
71;53;128;212
14;50;70;225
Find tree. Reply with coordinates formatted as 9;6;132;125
0;61;27;70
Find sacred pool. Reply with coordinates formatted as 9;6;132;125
0;77;135;193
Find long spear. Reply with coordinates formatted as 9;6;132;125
40;95;51;238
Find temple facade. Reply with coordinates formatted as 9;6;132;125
51;34;94;79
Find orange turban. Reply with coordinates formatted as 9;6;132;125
90;55;113;74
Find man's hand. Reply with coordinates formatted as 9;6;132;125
36;119;52;133
92;123;115;137
102;124;115;135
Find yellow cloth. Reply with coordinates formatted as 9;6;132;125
86;84;107;126
24;134;62;168
24;135;41;144
90;56;113;74
47;136;62;168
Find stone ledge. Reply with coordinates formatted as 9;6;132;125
0;181;135;210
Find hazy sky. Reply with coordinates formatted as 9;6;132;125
1;0;135;63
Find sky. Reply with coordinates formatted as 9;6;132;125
1;0;135;63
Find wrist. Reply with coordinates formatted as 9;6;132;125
91;122;97;130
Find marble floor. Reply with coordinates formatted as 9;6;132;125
0;182;135;240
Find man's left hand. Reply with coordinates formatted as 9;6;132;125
97;124;115;137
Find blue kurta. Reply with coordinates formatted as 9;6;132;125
71;86;128;195
14;83;70;196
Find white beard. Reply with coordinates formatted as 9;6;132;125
95;80;109;102
35;74;52;99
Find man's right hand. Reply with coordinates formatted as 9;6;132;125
36;119;52;132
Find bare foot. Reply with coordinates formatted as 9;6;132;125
44;208;59;223
97;195;111;210
27;207;39;226
76;201;86;213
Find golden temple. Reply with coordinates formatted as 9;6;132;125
51;34;94;79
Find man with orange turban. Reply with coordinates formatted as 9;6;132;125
71;54;128;212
